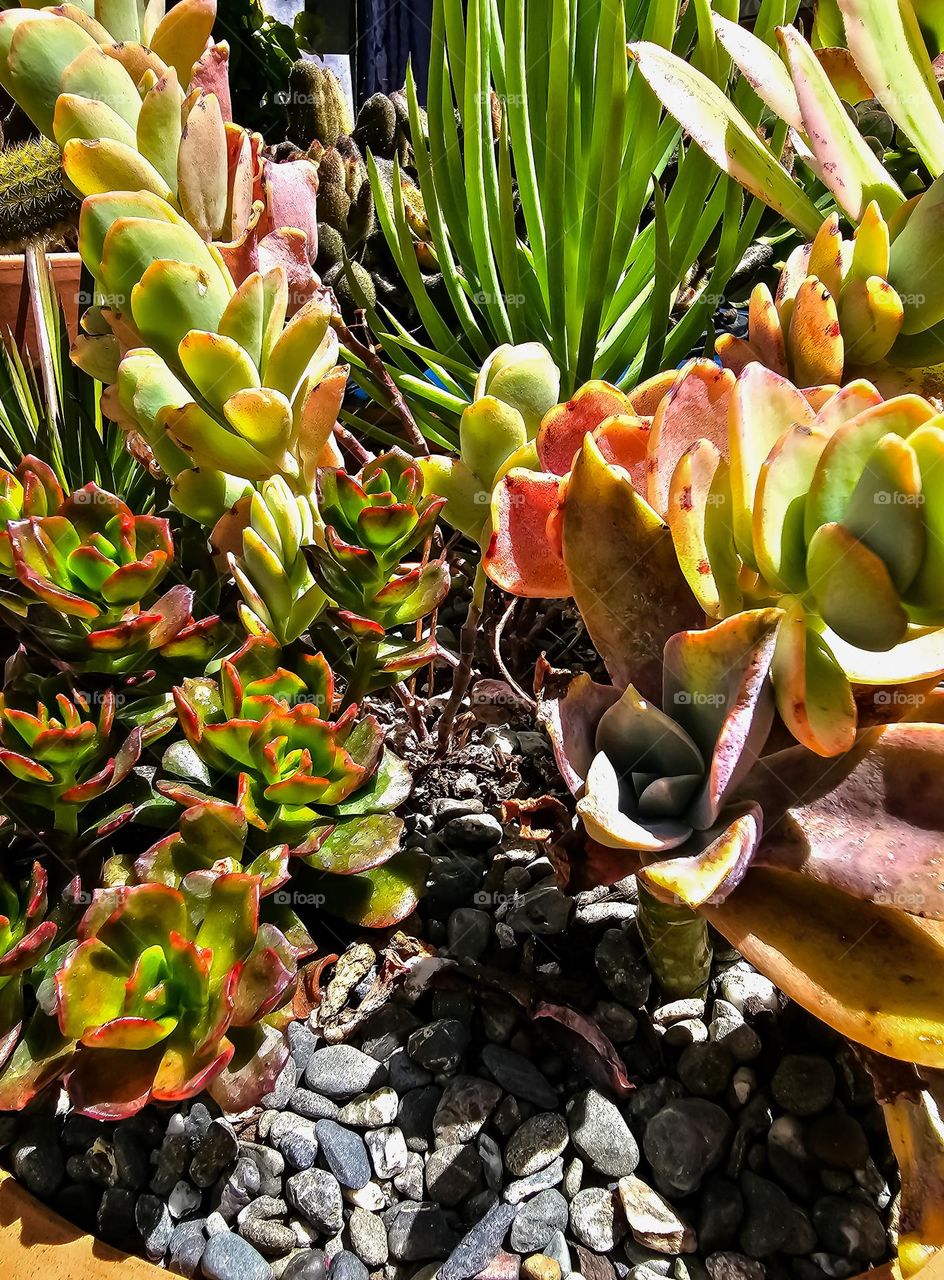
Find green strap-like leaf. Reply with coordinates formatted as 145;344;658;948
628;40;823;238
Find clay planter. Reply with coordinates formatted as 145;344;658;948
0;1168;158;1277
0;1164;939;1277
0;252;82;352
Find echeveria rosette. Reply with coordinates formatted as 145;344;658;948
545;610;779;996
0;689;142;838
0;863;57;1070
308;451;449;693
7;484;172;619
163;636;423;927
0;876;299;1119
1;477;225;672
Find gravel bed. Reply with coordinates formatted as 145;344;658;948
1;778;897;1280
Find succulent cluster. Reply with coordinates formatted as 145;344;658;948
0;2;446;1124
0;0;320;298
0;1;942;1270
280;65;429;319
630;1;944;398
309;452;450;697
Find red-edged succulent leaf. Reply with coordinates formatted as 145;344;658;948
483;469;569;598
647;360;735;519
298;812;404;875
314;848;429;928
536;381;634;477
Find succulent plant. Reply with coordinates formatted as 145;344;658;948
228;477;326;647
119;800;291;899
0;136;79;252
0;688;141;837
308;451;449;700
629;3;944;394
285;62;353;150
0;479;220;672
72;194;347;526
162;635;423;926
544;609;779;995
0;2;320;297
487;361;944;756
0;454;64;573
0;863;56;1068
0;875;301;1118
420;343;562;542
716;207;906;388
7;483;172;618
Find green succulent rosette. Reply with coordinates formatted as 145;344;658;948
163;635;424;927
0;875;300;1119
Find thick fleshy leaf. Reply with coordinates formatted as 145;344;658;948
740;722;944;918
663;609;782;828
836;0;944;177
704;868;944;1067
299;813;404;875
460;396;527;489
577;752;692;853
596;683;703;781
66;1043;164;1120
712;14;804;129
315;849;429;928
638;806;762;909
778;24;905;222
647;361;733;519
561;436;700;696
484;469;569;597
730;364;815;567
754;423;832;593
882;1079;944;1276
771;599;858;756
539;673;621;795
788;277;844;388
667;443;742;619
208;1022;287;1113
627;42;823;239
805;395;937;536
890;174;944;335
536;381;632;478
806;522;908;651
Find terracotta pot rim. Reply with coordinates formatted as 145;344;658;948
0;1167;160;1275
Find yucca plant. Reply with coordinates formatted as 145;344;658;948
343;0;799;448
0;249;152;512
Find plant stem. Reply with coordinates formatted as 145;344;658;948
636;882;712;1000
342;639;380;711
330;305;428;456
437;558;488;754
